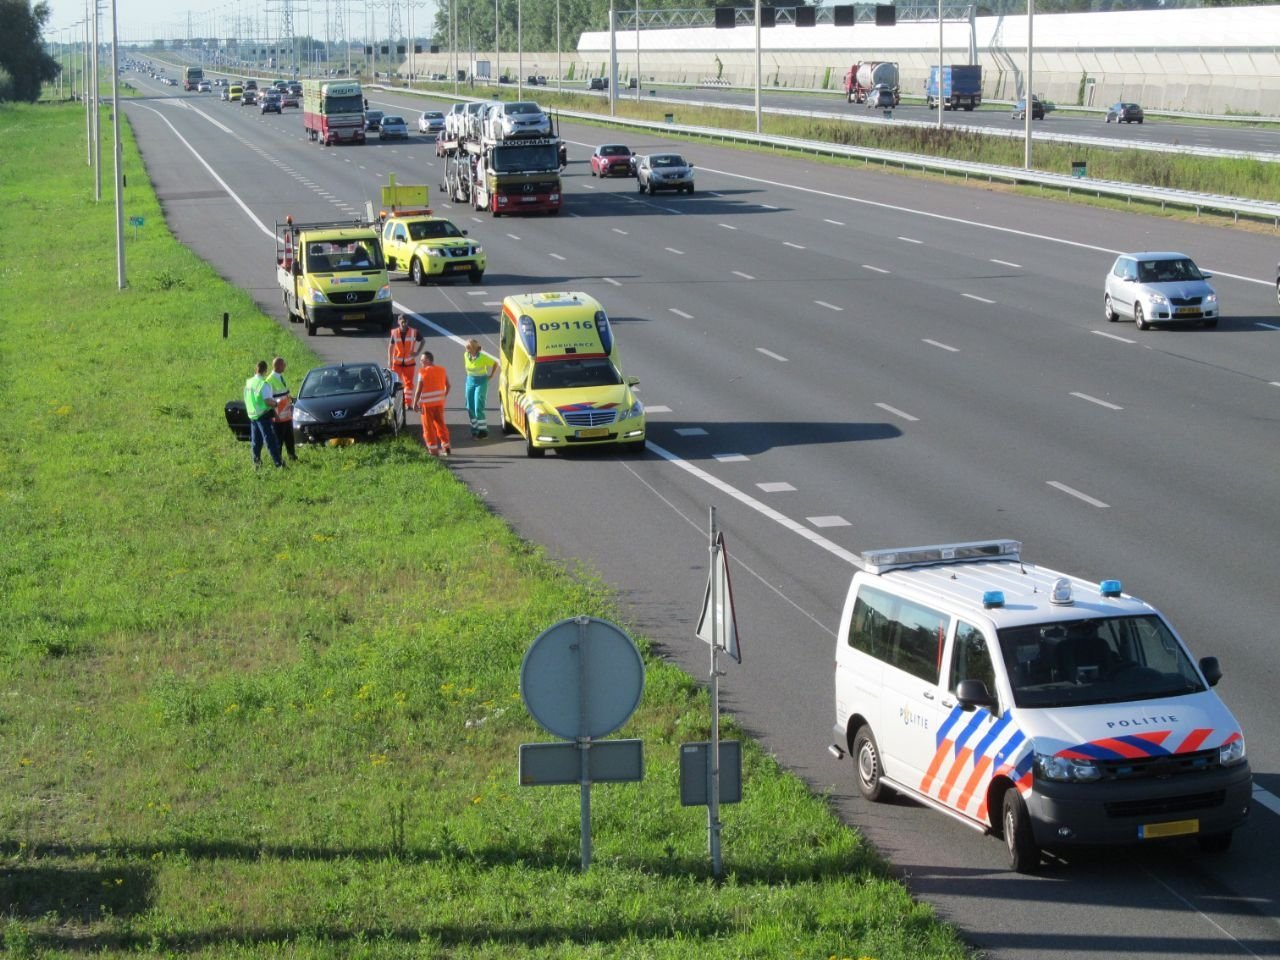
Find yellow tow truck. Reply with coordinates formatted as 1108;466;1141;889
275;215;393;336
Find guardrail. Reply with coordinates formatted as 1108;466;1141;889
377;83;1280;227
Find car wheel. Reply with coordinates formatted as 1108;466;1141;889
1138;118;1144;124
852;725;886;803
1105;115;1112;123
469;270;484;285
1002;790;1041;874
686;185;695;195
1104;293;1119;323
590;166;596;177
620;439;645;455
525;437;545;458
411;258;427;286
1203;317;1218;328
1134;303;1149;331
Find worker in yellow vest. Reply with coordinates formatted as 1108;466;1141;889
410;351;452;456
387;314;420;407
463;338;497;438
244;359;285;469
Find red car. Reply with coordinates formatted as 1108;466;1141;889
590;143;635;178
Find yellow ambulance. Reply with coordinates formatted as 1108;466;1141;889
497;292;645;457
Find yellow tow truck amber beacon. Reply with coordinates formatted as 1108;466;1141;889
497;292;646;457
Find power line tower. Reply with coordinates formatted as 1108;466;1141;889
271;0;296;75
386;0;403;76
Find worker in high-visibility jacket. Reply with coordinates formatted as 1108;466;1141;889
387;314;420;406
410;350;451;456
244;359;285;469
463;338;497;438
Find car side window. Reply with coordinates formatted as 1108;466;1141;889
949;621;998;707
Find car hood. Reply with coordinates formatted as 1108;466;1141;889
1143;280;1214;299
530;385;637;415
295;388;388;420
413;236;476;252
1019;690;1240;759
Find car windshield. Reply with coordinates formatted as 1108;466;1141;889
383;116;404;125
1137;258;1203;283
490;142;560;172
305;240;384;272
507;102;540;115
651;155;685;168
531;357;623;391
599;145;629;156
998;615;1206;709
407;220;464;240
425;112;443;119
300;365;386;399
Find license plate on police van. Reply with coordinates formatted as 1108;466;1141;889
576;427;609;439
1138;819;1199;839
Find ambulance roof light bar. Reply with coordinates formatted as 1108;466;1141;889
860;539;1023;575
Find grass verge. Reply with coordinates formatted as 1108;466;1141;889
0;101;972;959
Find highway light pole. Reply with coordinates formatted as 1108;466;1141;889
110;0;126;288
936;0;943;129
1024;0;1033;169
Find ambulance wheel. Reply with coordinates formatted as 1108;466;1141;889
621;439;645;455
525;438;545;458
469;270;484;285
499;403;515;436
1197;831;1232;854
1002;791;1041;874
304;313;317;337
852;725;886;803
411;258;428;286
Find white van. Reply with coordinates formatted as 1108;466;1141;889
830;539;1251;873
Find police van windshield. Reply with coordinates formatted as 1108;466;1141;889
530;357;621;390
997;615;1206;709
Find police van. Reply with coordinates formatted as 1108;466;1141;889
497;292;645;457
830;539;1250;873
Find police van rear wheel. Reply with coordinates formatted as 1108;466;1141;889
1002;790;1041;874
853;725;885;803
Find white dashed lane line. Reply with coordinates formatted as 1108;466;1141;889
665;247;684;255
603;277;622;286
732;270;754;280
675;427;707;436
814;300;843;312
991;258;1022;268
1093;330;1136;344
1047;481;1111;508
719;223;737;231
862;265;890;274
808;516;851;528
963;293;996;304
783;241;806;250
824;218;845;226
758;482;795;493
713;453;749;463
669;308;694;319
875;402;919;423
898;236;923;244
1257;321;1280;330
549;253;566;261
756;348;789;362
1071;392;1124;411
923;339;959;352
612;227;628;235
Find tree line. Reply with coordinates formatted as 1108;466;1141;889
1;0;60;102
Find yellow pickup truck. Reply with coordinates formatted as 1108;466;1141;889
275;217;393;336
378;182;486;286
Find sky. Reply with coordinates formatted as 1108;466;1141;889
41;0;443;49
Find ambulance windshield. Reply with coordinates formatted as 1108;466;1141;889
531;357;621;390
997;615;1206;709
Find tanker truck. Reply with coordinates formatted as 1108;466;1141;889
844;61;899;105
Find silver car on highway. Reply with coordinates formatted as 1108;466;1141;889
1104;251;1218;330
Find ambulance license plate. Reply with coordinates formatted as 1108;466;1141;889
576;427;609;439
1139;819;1199;839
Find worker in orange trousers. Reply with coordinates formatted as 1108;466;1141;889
410;351;451;456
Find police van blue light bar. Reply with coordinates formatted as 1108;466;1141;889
860;539;1022;575
983;590;1005;609
1100;579;1123;598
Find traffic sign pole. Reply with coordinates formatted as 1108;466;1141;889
707;507;723;878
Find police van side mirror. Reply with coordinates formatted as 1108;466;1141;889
956;679;996;711
1199;656;1222;687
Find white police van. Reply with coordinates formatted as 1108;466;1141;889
830;539;1251;873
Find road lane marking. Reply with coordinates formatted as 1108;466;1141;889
991;258;1022;268
923;339;959;352
875;402;918;422
1047;481;1110;508
756;347;789;362
963;293;996;304
862;264;889;274
670;308;694;319
719;223;737;230
675;427;707;436
506;233;521;240
604;277;622;286
808;515;850;528
665;247;684;255
784;241;806;249
814;300;843;312
898;236;922;243
645;405;672;413
824;218;845;226
732;270;755;280
758;482;795;493
612;227;628;235
1093;330;1136;343
713;453;749;462
1071;392;1124;410
549;253;566;261
1257;321;1280;330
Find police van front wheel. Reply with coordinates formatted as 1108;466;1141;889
852;725;886;803
1002;790;1041;874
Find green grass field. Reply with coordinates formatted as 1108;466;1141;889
0;102;973;958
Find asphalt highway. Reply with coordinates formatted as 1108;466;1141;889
122;75;1280;959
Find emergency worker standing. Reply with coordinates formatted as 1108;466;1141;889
463;339;497;438
387;315;420;406
410;351;451;456
244;359;285;469
266;356;297;461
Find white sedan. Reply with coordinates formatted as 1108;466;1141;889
418;110;446;136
